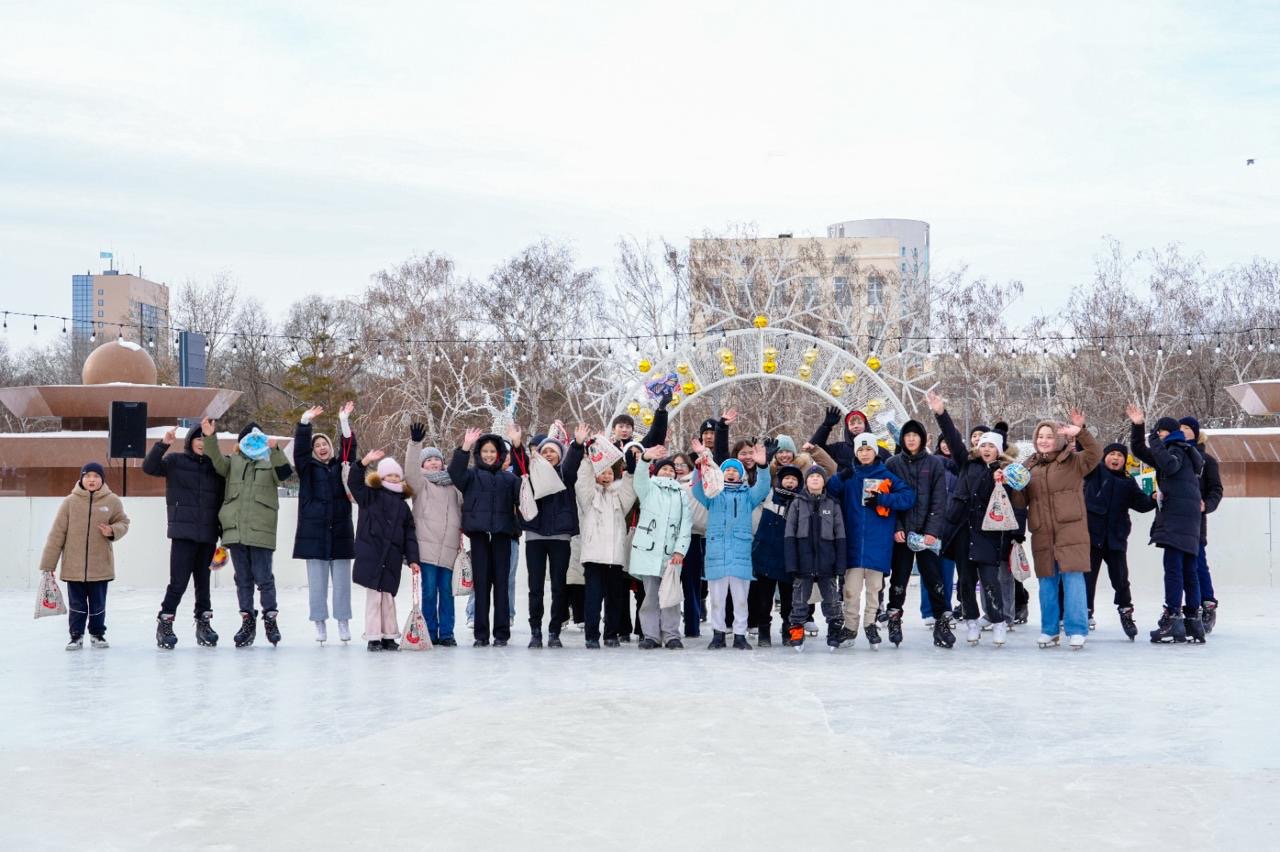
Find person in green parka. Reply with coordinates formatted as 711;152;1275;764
629;444;693;649
201;417;293;648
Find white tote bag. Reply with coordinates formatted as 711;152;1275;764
658;561;684;608
982;485;1019;532
401;569;434;651
528;449;566;499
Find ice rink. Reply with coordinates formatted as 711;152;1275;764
2;580;1277;851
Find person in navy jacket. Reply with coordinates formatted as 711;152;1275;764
1083;442;1155;638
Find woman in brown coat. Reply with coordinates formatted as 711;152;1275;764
1023;411;1101;649
39;462;130;650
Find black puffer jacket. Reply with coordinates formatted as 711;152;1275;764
513;441;585;537
292;420;356;561
1197;448;1223;544
448;434;521;536
141;430;224;543
1134;426;1203;555
1085;462;1156;551
784;491;847;577
348;461;419;596
886;447;949;539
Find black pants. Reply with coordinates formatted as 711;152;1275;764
469;532;513;642
973;561;1006;623
1086;547;1133;612
887;544;949;618
633;579;645;638
954;548;978;621
682;535;706;637
748;576;793;641
1015;579;1029;611
67;579;109;638
567;584;585;623
583;562;628;641
160;538;216;617
526;538;570;635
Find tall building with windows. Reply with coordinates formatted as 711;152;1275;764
71;269;170;368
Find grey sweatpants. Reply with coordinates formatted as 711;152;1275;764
639;574;682;642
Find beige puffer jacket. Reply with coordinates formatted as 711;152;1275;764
40;482;130;582
405;440;464;569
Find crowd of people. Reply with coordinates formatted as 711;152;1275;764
38;388;1224;653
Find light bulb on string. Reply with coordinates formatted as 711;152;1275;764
1214;338;1222;355
1157;338;1164;356
61;319;67;335
1127;339;1135;357
1070;348;1077;360
434;349;442;363
1185;339;1192;356
32;318;38;333
1270;339;1276;352
1100;343;1107;358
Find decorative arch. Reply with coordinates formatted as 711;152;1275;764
610;327;909;441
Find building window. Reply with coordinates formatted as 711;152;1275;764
867;275;884;307
97;310;104;317
900;246;906;256
901;262;907;273
98;289;104;295
833;254;849;265
834;277;849;303
912;247;918;257
97;299;103;306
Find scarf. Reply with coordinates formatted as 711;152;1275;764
425;470;453;487
383;480;404;494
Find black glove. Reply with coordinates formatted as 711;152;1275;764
409;422;426;443
656;387;673;412
763;437;778;455
1012;533;1026;544
862;490;879;508
822;406;841;429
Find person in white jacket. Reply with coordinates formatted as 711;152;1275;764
574;424;637;649
629;445;693;649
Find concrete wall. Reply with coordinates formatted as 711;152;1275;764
2;496;1275;591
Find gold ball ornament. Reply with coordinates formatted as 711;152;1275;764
718;348;735;365
723;363;738;377
642;412;655;427
798;364;813;380
639;407;653;420
682;381;697;395
841;369;858;385
762;346;779;361
865;398;883;415
866;355;881;372
668;393;681;407
638;358;652;373
762;360;778;374
753;314;769;329
676;362;690;376
627;401;642;416
829;383;844;398
803;348;819;366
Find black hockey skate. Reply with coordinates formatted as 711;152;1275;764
787;623;805;651
887;609;904;647
234;611;257;648
1118;606;1137;641
1013;604;1029;625
865;623;882;650
932;615;956;648
156;613;177;650
756;628;772;648
195;612;218;647
835;626;858;648
528;630;543;649
1149;608;1186;644
1184;608;1207;644
262;611;281;646
1202;599;1218;634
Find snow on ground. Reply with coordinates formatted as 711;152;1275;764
1;581;1277;851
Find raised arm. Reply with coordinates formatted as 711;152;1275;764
201;419;229;478
713;414;731;464
810;405;841;451
447;448;474;494
141;428;175;478
807;444;838;477
269;444;293;483
642;406;669;449
348;455;375;506
575;448;596;515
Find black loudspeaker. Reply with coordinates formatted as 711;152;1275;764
109;401;148;459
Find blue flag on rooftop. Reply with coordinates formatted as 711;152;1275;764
99;251;113;259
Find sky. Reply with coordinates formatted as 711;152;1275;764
1;1;1277;348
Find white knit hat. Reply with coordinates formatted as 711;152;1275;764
977;431;1005;451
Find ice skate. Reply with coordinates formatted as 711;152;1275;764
547;634;563;648
836;626;858;648
1185;609;1207;644
1118;606;1138;641
865;623;882;650
923;616;936;628
707;630;727;650
978;616;993;632
788;623;805;652
732;634;752;650
992;621;1008;646
473;638;490;647
932;617;955;649
1088;615;1097;632
757;628;772;648
156;613;178;650
367;640;382;652
1149;608;1186;644
89;635;109;649
584;639;600;649
262;611;281;646
337;620;351;643
887;609;904;647
1037;633;1060;648
234;611;257;648
1202;599;1218;634
438;637;457;647
380;638;400;651
804;620;818;637
1068;634;1086;650
195;612;218;647
493;638;508;647
528;630;543;649
966;620;981;646
65;636;83;651
313;620;327;645
1013;605;1029;625
603;637;620;648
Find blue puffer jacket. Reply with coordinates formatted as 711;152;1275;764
693;467;772;581
826;460;915;574
752;488;797;581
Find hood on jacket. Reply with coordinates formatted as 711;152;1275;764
1031;419;1068;457
472;433;507;471
365;470;414;499
967;443;1020;465
895;419;928;455
72;480;115;499
183;428;206;456
844;410;870;442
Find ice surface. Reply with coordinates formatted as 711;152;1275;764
1;580;1277;850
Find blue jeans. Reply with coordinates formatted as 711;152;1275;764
1039;563;1087;636
1163;547;1201;611
1196;542;1215;602
420;563;455;641
921;557;955;619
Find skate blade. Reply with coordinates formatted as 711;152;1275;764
868;643;879;651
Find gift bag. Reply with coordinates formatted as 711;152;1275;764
1008;541;1032;583
35;570;67;619
546;420;570;447
587;437;624;476
528;449;566;499
658;561;683;609
452;548;473;596
401;569;433;650
512;451;539;521
696;451;724;498
982;485;1019;532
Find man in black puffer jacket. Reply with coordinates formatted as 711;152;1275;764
143;424;226;648
511;435;585;648
1083;442;1155;638
883;418;955;648
1179;416;1225;632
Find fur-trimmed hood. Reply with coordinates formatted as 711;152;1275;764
365;470;414;499
967;443;1020;466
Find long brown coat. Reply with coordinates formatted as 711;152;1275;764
1023;423;1101;577
39;482;130;582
